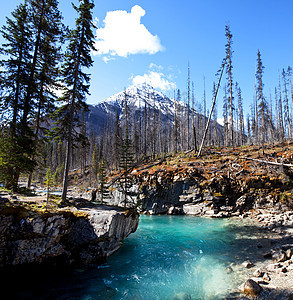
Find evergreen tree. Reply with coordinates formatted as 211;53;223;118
55;0;96;202
44;167;54;206
256;50;267;147
225;25;234;146
27;0;65;187
0;0;65;190
187;62;190;149
0;2;31;128
236;82;244;145
97;159;110;204
0;2;33;190
22;0;65;124
119;128;135;208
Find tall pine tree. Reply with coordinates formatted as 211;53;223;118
256;50;267;147
57;0;96;202
225;25;234;146
27;0;66;187
0;2;33;190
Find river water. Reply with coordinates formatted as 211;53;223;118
6;215;263;299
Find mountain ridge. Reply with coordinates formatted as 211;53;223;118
86;83;201;136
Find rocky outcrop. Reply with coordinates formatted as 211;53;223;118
0;206;139;267
103;166;292;217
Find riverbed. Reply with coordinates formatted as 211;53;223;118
3;215;271;299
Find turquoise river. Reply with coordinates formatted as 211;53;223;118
5;215;262;299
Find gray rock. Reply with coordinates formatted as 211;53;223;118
167;206;183;215
266;263;281;272
182;204;202;215
235;195;248;212
263;251;272;259
253;268;264;277
272;249;288;263
263;272;270;281
286;248;293;260
238;279;262;297
0;207;139;266
242;260;254;268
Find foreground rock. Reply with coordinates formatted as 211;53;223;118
0;205;139;267
238;279;262;297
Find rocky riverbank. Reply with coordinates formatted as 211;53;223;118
103;144;293;217
0;191;139;267
223;208;293;299
101;144;293;298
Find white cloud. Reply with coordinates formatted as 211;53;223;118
132;71;176;91
149;63;163;71
94;5;164;59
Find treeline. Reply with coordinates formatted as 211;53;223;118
221;26;293;148
86;86;222;169
1;2;293;197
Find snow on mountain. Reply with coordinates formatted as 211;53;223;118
86;83;198;135
95;83;186;113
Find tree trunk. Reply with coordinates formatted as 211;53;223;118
197;60;226;157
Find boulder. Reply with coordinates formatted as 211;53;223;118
238;279;262;297
242;260;254;268
167;206;183;215
253;268;264;277
182;204;202;215
272;249;288;263
266;263;281;272
286;248;293;260
263;273;270;281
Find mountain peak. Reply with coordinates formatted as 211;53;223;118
128;82;153;91
124;83;157;96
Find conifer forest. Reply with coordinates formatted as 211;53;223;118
1;0;293;202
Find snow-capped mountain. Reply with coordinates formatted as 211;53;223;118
86;83;190;134
102;83;178;116
85;83;223;140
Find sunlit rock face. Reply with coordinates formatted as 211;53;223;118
0;207;139;266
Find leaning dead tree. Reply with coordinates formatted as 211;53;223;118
240;156;293;168
197;59;226;157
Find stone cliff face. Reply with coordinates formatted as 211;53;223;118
0;207;139;267
104;165;292;217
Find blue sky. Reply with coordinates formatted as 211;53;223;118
1;0;293;119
